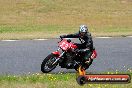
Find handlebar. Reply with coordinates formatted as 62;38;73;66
58;38;71;43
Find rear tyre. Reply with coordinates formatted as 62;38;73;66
41;54;58;73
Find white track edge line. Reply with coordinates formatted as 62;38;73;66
33;39;48;40
1;40;19;42
1;36;132;41
96;37;112;38
127;36;132;38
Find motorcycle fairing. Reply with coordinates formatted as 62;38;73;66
52;51;60;57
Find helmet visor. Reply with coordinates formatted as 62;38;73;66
80;32;86;36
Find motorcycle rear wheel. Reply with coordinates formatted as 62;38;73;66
41;54;58;73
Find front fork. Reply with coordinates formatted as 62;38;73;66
52;48;65;65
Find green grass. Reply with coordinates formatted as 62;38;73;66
0;72;132;88
0;0;132;39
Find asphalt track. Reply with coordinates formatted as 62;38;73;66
0;37;132;75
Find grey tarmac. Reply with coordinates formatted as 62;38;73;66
0;37;132;75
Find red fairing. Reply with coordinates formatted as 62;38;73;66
70;43;77;49
52;51;60;56
59;39;77;51
59;39;69;51
91;50;97;59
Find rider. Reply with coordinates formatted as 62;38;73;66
60;25;95;69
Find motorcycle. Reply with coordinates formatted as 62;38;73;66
41;39;97;73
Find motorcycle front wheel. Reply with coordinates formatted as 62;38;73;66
41;54;58;73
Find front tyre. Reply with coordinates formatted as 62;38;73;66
41;54;58;73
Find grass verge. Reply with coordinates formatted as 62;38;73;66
0;0;132;39
0;72;131;88
0;25;132;40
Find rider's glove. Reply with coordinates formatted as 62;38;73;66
60;36;63;39
60;36;65;41
60;35;66;38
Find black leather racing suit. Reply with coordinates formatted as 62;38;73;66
60;32;94;69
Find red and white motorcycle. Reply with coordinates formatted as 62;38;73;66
41;39;97;73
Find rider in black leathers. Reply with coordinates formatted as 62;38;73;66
60;25;94;69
